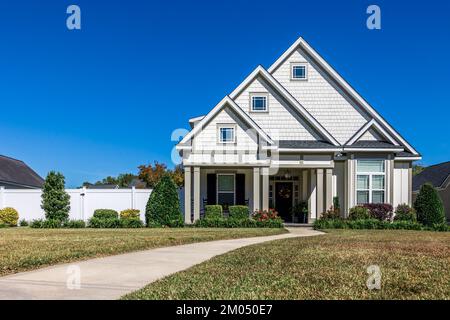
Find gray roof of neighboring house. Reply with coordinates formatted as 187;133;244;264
278;140;336;149
85;184;119;189
413;161;450;191
0;155;44;188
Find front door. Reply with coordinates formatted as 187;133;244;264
275;182;293;222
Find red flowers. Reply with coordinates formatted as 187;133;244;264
252;209;279;221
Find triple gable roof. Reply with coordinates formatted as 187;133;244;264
179;37;419;156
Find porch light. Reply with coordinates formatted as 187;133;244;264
284;171;291;179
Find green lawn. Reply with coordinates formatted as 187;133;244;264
0;227;286;276
123;229;450;300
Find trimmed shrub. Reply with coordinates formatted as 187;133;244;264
19;219;29;227
320;206;341;220
93;209;118;220
0;207;19;226
363;203;393;221
394;204;417;222
414;183;445;226
119;218;144;228
204;205;223;219
348;206;370;220
120;209;140;220
63;220;86;228
41;171;70;222
388;221;423;230
30;219;62;229
229;206;249;220
146;175;183;227
88;217;120;228
314;218;425;231
193;217;283;228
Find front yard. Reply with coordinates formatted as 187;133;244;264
123;229;450;300
0;227;286;276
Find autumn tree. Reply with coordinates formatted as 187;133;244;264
138;161;168;188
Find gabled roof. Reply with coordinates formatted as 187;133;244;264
179;96;274;146
0;155;44;188
346;119;399;146
413;161;450;191
229;65;340;146
268;37;420;156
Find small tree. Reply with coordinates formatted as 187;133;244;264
41;171;71;222
145;175;183;227
414;183;445;226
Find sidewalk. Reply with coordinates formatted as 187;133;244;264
0;227;323;300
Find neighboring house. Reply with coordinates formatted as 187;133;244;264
413;161;450;222
176;37;421;223
0;155;44;189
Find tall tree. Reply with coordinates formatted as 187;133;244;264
170;164;184;188
412;164;425;176
138;161;168;188
41;171;71;222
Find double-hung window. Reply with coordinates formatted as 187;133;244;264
218;126;235;143
217;174;235;209
356;159;385;204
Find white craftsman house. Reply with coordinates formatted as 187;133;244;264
176;37;421;223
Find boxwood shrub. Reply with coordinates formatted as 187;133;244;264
119;218;144;228
348;206;370;220
63;219;86;228
229;206;249;220
88;217;120;228
394;204;417;222
313;218;441;231
93;209;119;220
194;217;283;228
204;205;223;219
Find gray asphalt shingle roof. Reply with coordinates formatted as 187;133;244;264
345;141;400;149
278;140;336;149
413;161;450;191
0;155;44;188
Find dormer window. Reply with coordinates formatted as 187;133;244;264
291;63;307;80
250;93;268;112
218;125;235;143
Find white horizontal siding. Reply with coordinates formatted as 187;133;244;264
233;77;320;141
272;48;369;144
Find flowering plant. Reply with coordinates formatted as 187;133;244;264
252;209;280;221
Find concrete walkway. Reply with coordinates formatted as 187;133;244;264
0;228;323;300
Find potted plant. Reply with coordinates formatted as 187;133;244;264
291;201;308;223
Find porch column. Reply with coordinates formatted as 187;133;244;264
262;167;269;211
308;169;317;220
302;170;308;201
316;169;324;217
184;167;192;224
253;167;260;212
193;167;200;222
325;168;333;210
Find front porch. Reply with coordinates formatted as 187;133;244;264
183;166;336;224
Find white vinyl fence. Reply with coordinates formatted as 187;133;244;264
0;186;152;222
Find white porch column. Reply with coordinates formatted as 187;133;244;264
253;167;260;212
325;168;333;210
308;169;317;221
302;170;308;201
262;167;269;211
193;167;200;222
316;169;324;217
184;167;192;224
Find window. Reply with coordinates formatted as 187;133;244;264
291;63;307;80
217;174;235;209
251;96;267;112
218;126;235;143
356;159;385;204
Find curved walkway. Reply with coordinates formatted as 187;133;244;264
0;227;323;300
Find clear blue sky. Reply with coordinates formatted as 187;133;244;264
0;0;449;187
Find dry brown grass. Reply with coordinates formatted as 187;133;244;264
124;229;450;300
0;227;286;276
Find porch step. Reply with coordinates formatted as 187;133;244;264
283;223;314;228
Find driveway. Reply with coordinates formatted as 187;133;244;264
0;227;323;300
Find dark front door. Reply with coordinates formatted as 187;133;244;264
275;182;293;222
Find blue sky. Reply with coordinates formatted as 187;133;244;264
0;0;449;187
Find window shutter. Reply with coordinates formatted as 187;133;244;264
207;174;216;205
236;174;245;205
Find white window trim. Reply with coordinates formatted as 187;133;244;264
217;124;236;144
290;62;308;81
355;159;386;204
249;93;269;113
216;173;236;206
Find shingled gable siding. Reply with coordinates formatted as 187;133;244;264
192;106;258;153
271;48;369;144
233;77;321;141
